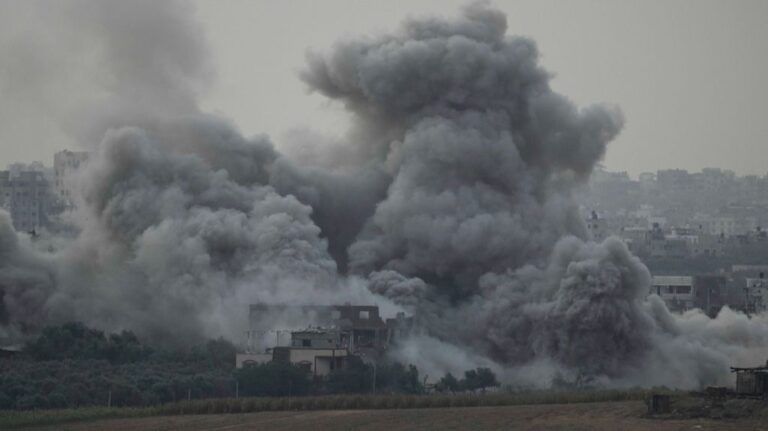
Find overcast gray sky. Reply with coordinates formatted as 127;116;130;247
1;0;767;177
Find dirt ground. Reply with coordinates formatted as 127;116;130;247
22;401;768;431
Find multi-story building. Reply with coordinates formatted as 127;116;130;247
650;275;727;315
744;275;768;314
651;275;695;311
236;328;350;378
694;215;737;237
245;304;401;355
585;211;608;242
53;150;89;205
238;304;416;371
0;168;51;232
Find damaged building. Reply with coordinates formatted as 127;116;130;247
650;275;727;316
731;361;768;397
245;304;414;354
236;304;415;375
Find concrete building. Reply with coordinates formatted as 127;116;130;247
235;352;272;368
696;233;726;257
236;328;350;378
694;214;737;237
732;361;768;397
732;264;768;274
693;275;728;317
745;275;768;314
275;328;349;377
585;211;608;242
239;304;416;372
385;312;414;346
53;150;89;205
650;275;727;315
656;169;692;191
651;276;695;312
246;304;400;356
0;168;51;232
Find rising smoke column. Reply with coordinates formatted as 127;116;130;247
300;1;626;354
0;0;378;344
0;0;398;344
0;213;56;339
302;3;768;388
302;3;621;291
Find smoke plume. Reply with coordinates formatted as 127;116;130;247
1;1;767;389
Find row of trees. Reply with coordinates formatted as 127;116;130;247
0;323;500;410
1;323;243;410
0;360;235;410
436;368;500;393
24;322;237;368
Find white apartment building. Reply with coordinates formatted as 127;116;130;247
0;169;51;232
693;215;737;237
53;150;89;205
651;275;695;311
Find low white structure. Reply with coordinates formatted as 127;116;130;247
235;352;272;368
236;328;352;377
273;347;349;377
0;168;51;232
651;275;695;311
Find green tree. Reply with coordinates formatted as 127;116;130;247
461;367;499;392
25;323;152;363
326;356;373;394
236;362;310;397
437;372;460;393
375;362;423;394
204;338;237;369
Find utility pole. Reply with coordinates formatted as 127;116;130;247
372;362;377;395
235;380;239;399
107;389;112;408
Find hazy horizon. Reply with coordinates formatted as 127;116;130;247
1;0;767;176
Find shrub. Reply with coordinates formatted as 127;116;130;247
237;362;310;397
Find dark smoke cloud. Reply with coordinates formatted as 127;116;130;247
302;2;621;292
300;2;768;388
1;1;767;389
0;212;56;338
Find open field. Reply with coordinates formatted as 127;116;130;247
12;401;768;431
0;390;654;429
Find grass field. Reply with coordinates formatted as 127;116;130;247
12;401;768;431
5;389;766;431
0;390;654;429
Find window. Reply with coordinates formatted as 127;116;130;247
302;339;311;347
674;286;691;294
359;310;369;319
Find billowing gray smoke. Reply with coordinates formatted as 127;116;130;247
2;1;768;389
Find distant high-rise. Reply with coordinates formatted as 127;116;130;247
0;168;51;232
53;150;89;206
